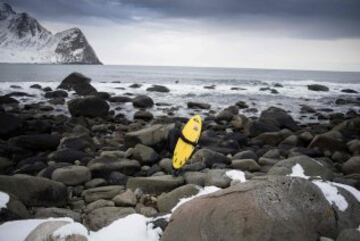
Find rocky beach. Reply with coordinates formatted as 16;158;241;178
0;71;359;241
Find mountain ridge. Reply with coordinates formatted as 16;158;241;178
0;2;102;64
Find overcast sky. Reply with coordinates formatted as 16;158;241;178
9;0;360;71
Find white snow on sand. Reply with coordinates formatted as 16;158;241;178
312;180;348;211
331;182;360;203
287;163;310;179
0;191;9;209
226;170;247;183
52;222;89;241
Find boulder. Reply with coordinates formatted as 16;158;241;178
342;156;360;175
59;135;96;151
24;221;72;241
87;157;140;176
0;192;30;222
146;85;170;92
10;134;60;151
82;185;124;203
347;139;360;154
308;84;329;91
231;159;261;172
268;155;334;180
258;107;299;131
189;149;231;167
253;130;291;146
85;206;135;231
133;110;153;121
68;96;109;118
0;175;67;206
44;90;68;99
108;95;132;103
131;144;160;164
161;176;338;241
184;172;206;186
57;72;97;96
34;207;81;222
341;89;358;94
232;150;258;160
51;166;91;185
132;95;154;108
187;102;211;109
112;189;137;207
157;184;200;213
49;149;90;163
127;175;184;194
204;169;231;188
124;124;175;147
336;229;360;241
85;199;115;213
332;118;360;140
215;106;238;122
0;113;22;139
0;157;13;173
308;132;347;154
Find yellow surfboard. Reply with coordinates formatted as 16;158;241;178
172;115;202;169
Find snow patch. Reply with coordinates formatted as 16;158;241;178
52;222;89;241
288;163;310;179
312;180;348;211
0;191;9;209
226;170;247;182
331;182;360;203
171;186;220;212
89;214;161;241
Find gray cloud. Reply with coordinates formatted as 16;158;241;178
7;0;360;38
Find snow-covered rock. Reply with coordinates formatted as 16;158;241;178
0;3;101;64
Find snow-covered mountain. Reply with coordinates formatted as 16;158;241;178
0;2;101;64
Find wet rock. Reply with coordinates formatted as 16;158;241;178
159;158;173;174
60;135;96;152
132;95;154;108
68;96;109;118
127;175;184;194
10;134;60;151
232;150;258;160
95;91;111;100
30;84;42;89
340;89;358;94
108;95;132;103
48;98;65;105
268;155;334;180
34;207;81;222
0;95;19;105
125;123;175;147
0;112;22;139
336;228;360;241
308;132;347;154
134;110;153;121
190;149;231;167
204;85;216;89
342;156;360;175
107;171;128;185
300;105;316;113
347;139;360;155
49;149;90;163
157;184;200;213
44;90;68;99
85;178;107;189
187;102;211;109
82;185;124;203
161;176;337;241
332;118;360;140
258;107;300;131
235;101;249;109
57;72;97;96
0;175;67;207
132;144;160;164
146;85;170;92
85;206;135;231
0;157;13;173
87;157;140;176
253;130;291;146
231;159;261;172
51;165;91;185
129;83;142;88
112;189;137;207
308;84;329;91
215;106;239;122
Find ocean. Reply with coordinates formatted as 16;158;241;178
0;64;359;121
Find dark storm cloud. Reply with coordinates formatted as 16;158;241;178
7;0;360;38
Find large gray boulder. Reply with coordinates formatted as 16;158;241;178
68;96;109;118
258;107;300;132
342;156;360;175
157;184;200;213
85;206;135;231
0;175;67;207
0;192;30;223
132;95;154;108
125;124;175;147
268;155;334;180
161;176;338;241
10;134;60;151
127;175;184;195
57;72;97;96
34;207;81;222
131;144;160;164
51;166;91;186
